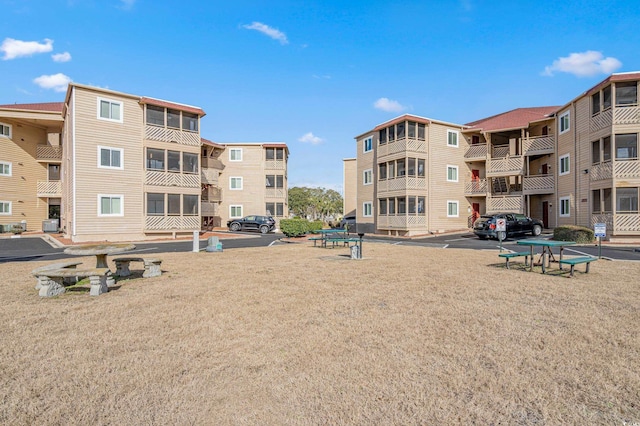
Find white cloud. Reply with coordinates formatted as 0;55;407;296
52;51;72;62
33;73;72;92
373;97;406;113
542;51;622;77
298;132;324;145
242;22;289;45
1;38;53;60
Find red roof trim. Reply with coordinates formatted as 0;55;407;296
0;102;64;113
139;97;205;116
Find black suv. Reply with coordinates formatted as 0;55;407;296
227;215;276;234
473;213;543;240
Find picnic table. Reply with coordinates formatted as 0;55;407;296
64;243;136;287
310;229;350;248
516;239;576;273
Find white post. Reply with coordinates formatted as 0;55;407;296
192;231;199;252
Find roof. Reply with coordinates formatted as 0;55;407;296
463;106;559;133
201;138;224;148
139;97;205;116
0;102;64;113
354;114;466;139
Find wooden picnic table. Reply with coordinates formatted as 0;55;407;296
516;239;576;273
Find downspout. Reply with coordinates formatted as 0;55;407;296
72;88;77;237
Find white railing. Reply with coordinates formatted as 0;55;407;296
37;180;62;197
614;105;640;125
265;159;286;170
523;135;554;155
614;159;640;179
377;215;427;229
613;213;640;235
487;196;523;213
487;156;524;176
464;143;487;160
36;145;62;161
523;175;554;194
378;138;427;158
145;170;200;188
265;187;286;198
145;125;201;146
377;176;427;193
590;108;612;132
145;215;200;230
464;179;487;195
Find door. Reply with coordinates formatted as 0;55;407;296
471;169;480;192
542;201;549;228
541;163;549;176
472;203;480;225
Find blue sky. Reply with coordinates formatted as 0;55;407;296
2;0;639;193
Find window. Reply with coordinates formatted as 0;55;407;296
379;199;387;215
167;150;180;172
0;122;11;138
603;136;611;162
615;82;637;106
229;148;242;161
447;130;458;147
147;193;164;215
363;137;373;153
98;195;123;216
378;163;387;180
388;198;395;214
616;188;638;212
146;105;165;126
592;190;601;214
397;159;406;177
266;202;285;216
408;197;415;214
168;194;180;215
230;205;243;218
265;175;284;188
397;122;405;139
48;164;60;180
559;110;570;134
447;201;459;217
167;109;180;129
0;161;11;177
592;140;600;165
183;194;198;215
363;202;373;217
146;148;165;170
378;128;387;145
592;92;600;115
417;123;425;140
417;196;425;214
0;201;10;215
559;154;570;176
98;146;123;169
559;196;570;217
182;112;198;132
603;86;612;109
265;147;285;160
98;98;122;122
615;134;638;160
398;197;406;214
230;177;243;190
407;158;416;177
418;159;425;177
363;169;373;185
183;152;198;173
447;165;458;182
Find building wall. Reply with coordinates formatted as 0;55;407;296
342;158;357;217
356;133;375;232
556;104;575;226
574;96;592;227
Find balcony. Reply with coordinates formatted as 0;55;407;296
590;160;640;181
486;156;524;177
201;202;220;216
464;179;488;196
265;159;286;170
591;213;640;236
37;180;61;197
377;137;426;159
202;186;222;202
522;135;554;156
201;157;224;170
145;125;200;146
591;105;640;132
523;174;554;195
145;170;200;188
487;195;523;214
201;169;219;185
464;143;487;161
145;215;200;230
377;214;427;230
36;145;62;163
377;176;427;194
265;187;286;199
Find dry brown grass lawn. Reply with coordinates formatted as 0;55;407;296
0;242;638;425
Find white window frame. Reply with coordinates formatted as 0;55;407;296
447;130;459;147
363;202;373;217
559;154;570;176
0;161;12;177
230;205;243;218
97;194;124;217
447;200;459;217
229;148;243;162
559;196;571;217
229;176;243;190
559;110;570;135
363;136;373;153
97;97;123;123
363;169;373;185
0;122;12;138
446;165;458;182
97;146;124;170
0;201;11;215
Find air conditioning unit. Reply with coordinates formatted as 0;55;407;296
42;219;59;233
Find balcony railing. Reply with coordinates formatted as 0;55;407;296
464;143;487;161
523;174;554;194
614;105;640;125
201;169;219;185
590;108;612;132
487;195;523;214
464;179;487;195
145;170;200;188
265;159;286;170
522;135;554;156
590;160;640;181
265;187;286;198
377;137;427;159
36;145;62;162
202;186;222;202
201;157;224;170
37;180;62;197
591;213;640;236
201;202;220;216
145;125;200;146
145;215;200;230
377;176;427;194
377;214;427;230
486;156;524;177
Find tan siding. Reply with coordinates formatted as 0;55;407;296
575;97;592;226
342;158;357;216
356;134;375;224
556;106;575;226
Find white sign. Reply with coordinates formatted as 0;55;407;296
594;223;606;238
495;218;506;232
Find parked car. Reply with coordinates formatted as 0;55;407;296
339;215;356;230
473;213;543;240
227;215;276;234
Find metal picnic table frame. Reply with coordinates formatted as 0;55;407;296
516;239;576;273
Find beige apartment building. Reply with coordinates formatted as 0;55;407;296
342;158;357;217
354;115;469;236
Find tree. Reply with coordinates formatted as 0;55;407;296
287;186;343;222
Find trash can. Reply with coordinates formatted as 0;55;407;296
350;245;360;259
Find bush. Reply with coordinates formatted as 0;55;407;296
308;220;323;233
280;219;310;237
553;225;595;243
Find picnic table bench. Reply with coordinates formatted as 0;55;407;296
32;261;83;290
498;251;530;269
113;257;163;278
326;237;361;248
558;256;598;277
33;267;111;297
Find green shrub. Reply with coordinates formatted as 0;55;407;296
553;225;595;243
308;220;323;233
279;219;310;237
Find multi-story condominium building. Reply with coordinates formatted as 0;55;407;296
462;106;559;228
342;157;357;217
0;102;65;232
204;142;289;228
354;115;469;236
